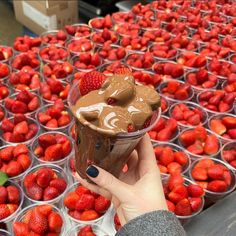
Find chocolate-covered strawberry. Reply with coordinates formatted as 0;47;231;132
154;144;189;175
190;158;234;193
91;29;119;45
11;53;40;71
149;116;179;142
4;90;40;115
13;204;64;235
41;30;68;46
23;166;67;201
0;63;10;81
9;69;41;92
1;115;38;144
197;90;235;113
179;126;220;157
63;184;111;222
163;173;204;217
0;144;32;178
32;132;72;163
0;181;22;221
64;23;92;38
40;79;70;103
170;102;207;127
37;99;72;131
89;15;112;30
209;114;236;141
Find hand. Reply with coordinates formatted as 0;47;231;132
76;134;167;226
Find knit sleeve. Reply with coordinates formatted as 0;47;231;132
115;210;186;236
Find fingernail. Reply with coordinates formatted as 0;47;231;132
86;165;99;178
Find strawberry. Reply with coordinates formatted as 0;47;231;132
79;71;106;96
38;134;57;149
46;119;58;128
75;194;95;211
29;209;48;234
13;121;29;135
11;101;28;114
187;140;204;155
75;186;91;196
28;96;40;111
1;118;14;132
207;165;224;180
222;116;236;129
48;211;63;233
168;173;184;191
64;192;80;210
187;184;204;198
13;144;28;157
207;180;227;192
13;222;30;235
49;178;67;193
0;204;11;220
174;152;188;166
210;119;226;135
43;186;60;201
0;146;14;162
79;210;100;221
175;198;192;216
36;168;53;188
156;128;173;141
24;172;37;188
38;113;51;124
114;67;132;75
203;135;219;155
179;130;196;147
189;197;202;212
167;162;182;174
6;160;23;177
191;167;208;181
158;147;174;166
166;199;175;212
36;204;53;217
0;186;7;204
44;144;63;161
26;183;43;200
78;225;95;236
6;185;20;204
168;185;188;204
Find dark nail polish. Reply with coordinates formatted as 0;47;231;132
86;165;99;178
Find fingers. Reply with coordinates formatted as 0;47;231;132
136;134;157;175
86;165;132;201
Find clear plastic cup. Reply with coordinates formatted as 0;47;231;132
3;92;42;118
169;101;208;131
40;30;69;46
0;144;34;183
189;157;236;203
31;131;74;167
162;176;205;225
68;81;161;180
152;142;191;177
66;224;110;236
0;180;24;224
36;104;74;133
221;141;236;172
158;79;194;107
178;128;222;161
0;229;11;236
61;182;111;225
12;203;65;235
0;45;14;64
150;115;180;144
0;63;11;83
208;113;236;144
21;163;69;205
0;116;40;147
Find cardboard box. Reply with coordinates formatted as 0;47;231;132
13;0;78;35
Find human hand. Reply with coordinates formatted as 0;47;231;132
76;134;167;226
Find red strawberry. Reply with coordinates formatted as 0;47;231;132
64;192;80;210
79;71;106;95
16;90;32;103
175;198;192;216
44;144;63;161
11;101;28;113
13;121;29;135
43;186;60;201
166;199;175;212
156;128;173;141
13;222;30;235
36;204;53;217
179;130;196;147
6;160;23;177
24;173;37;188
158;147;174;166
0;204;11;220
207;165;224;180
168;185;188;204
28;209;48;234
62;140;71;156
75;186;91;196
1;119;14;132
194;159;215;169
48;211;63;233
46;119;58;128
187;184;204;198
13;144;28;157
114;67;132;75
189;197;202;212
207;180;227;192
57;114;70;127
36;168;53;188
75;193;95;211
210;119;226;135
203;135;219;155
26;183;43;200
191;167;208;181
168;173;184;190
38;113;51;124
38;134;57;149
28;96;39;111
0;186;7;204
222;116;236;129
174;152;188;166
0;146;14;161
80;210;100;221
6;185;20;204
49;178;67;193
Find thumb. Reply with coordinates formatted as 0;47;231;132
86;165;131;201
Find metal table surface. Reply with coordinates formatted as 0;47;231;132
185;191;236;236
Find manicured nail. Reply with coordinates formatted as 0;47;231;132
86;165;99;178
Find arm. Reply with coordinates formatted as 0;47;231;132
116;210;185;236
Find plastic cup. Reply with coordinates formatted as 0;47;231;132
208;113;236;144
151;115;180;144
36;104;74;134
178;128;222;161
65;224;110;236
3;92;42;118
0;180;24;224
189;157;236;203
21;163;69;205
0;116;40;147
61;182;111;225
162;176;205;225
169;101;208;131
68;81;161;180
31;131;74;167
221;141;236;172
12;203;65;235
157;79;194;107
0;229;11;236
152;142;191;177
40;30;69;46
0;145;34;183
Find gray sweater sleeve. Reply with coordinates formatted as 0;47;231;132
115;210;186;236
